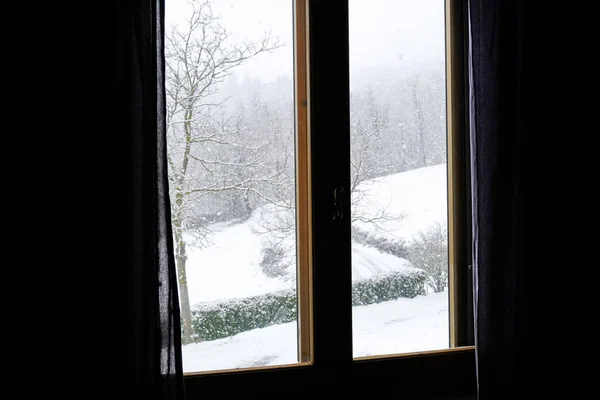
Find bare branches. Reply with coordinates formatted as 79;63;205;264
165;0;288;253
165;0;281;120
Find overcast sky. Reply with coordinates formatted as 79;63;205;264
165;0;446;84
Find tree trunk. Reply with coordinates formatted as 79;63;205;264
412;79;428;167
175;108;194;345
243;191;252;218
174;203;194;345
399;126;407;171
176;248;194;345
176;250;194;344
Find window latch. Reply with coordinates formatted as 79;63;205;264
333;186;344;220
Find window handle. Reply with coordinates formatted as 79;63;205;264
333;186;344;220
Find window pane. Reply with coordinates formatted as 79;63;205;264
165;0;298;372
349;0;449;357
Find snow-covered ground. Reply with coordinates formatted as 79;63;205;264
181;163;449;372
183;290;449;372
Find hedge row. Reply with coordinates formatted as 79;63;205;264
351;270;426;306
190;269;426;342
352;227;410;259
191;289;296;342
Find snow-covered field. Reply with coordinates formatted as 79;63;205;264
183;290;449;372
182;163;449;372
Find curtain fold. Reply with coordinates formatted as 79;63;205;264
123;0;185;398
468;0;524;398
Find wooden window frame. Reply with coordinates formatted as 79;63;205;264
183;0;474;396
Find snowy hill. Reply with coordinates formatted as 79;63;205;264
184;163;447;305
352;163;448;241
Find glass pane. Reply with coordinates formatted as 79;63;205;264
165;0;297;372
349;0;449;357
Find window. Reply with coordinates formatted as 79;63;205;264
165;0;303;372
167;0;475;395
349;0;452;358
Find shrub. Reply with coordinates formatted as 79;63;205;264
351;270;426;305
407;222;448;293
259;240;291;278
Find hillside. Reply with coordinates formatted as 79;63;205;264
184;163;447;305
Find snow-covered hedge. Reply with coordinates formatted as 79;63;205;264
351;270;426;306
191;289;296;342
190;269;426;342
352;227;410;259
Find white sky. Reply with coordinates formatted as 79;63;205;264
165;0;446;83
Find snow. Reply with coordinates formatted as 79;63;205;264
351;243;417;281
352;290;449;358
185;217;289;304
182;163;449;372
185;232;421;305
352;163;448;243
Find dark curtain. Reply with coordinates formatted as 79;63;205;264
468;0;524;398
120;0;185;398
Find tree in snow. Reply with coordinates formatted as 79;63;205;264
407;72;446;168
350;86;406;233
164;0;281;344
350;68;447;174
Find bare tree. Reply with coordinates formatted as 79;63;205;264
252;84;410;253
164;0;281;344
350;87;407;233
418;71;446;165
410;75;428;168
407;71;446;169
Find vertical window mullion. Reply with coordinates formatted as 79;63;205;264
308;0;353;370
294;0;312;363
